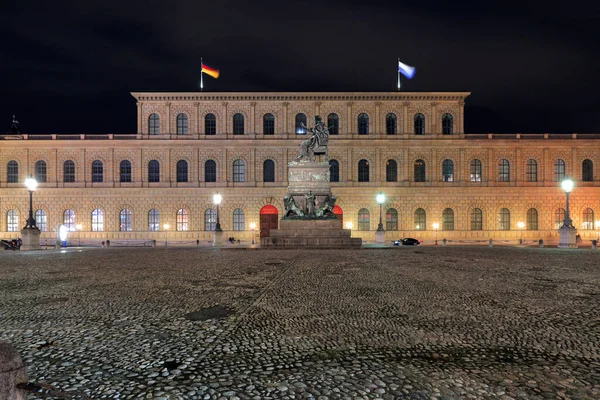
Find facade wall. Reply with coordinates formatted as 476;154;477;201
1;92;599;244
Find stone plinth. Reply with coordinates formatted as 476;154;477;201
213;230;224;247
558;226;577;248
375;230;385;243
261;219;362;248
0;341;28;400
20;228;40;251
287;161;330;196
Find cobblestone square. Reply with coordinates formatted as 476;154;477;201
1;247;599;399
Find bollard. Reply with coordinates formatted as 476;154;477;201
106;239;110;247
489;238;493;247
592;240;597;250
196;239;200;247
0;341;28;400
152;239;156;248
442;238;447;247
539;239;544;248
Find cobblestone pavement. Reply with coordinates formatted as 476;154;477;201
0;247;599;399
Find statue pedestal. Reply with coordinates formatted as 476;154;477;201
375;230;385;243
20;228;41;251
213;230;224;247
261;219;362;249
558;226;577;248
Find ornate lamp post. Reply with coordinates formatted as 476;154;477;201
375;192;385;243
250;222;256;245
21;175;41;250
76;224;83;247
213;192;224;246
558;179;577;248
517;221;524;244
163;223;170;247
432;222;439;246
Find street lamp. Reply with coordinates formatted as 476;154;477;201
24;174;38;229
163;223;170;247
596;220;600;241
517;221;524;244
432;222;439;246
76;223;83;247
345;221;353;230
561;179;574;228
213;192;222;232
250;222;256;245
558;179;577;248
376;192;385;231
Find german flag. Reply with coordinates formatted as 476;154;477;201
201;63;220;79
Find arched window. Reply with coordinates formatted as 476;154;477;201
233;159;245;182
442;159;454;182
177;209;189;231
263;113;275;135
148;209;160;231
233;208;245;231
295;113;307;134
470;159;482;182
205;209;216;231
34;210;46;231
120;160;131;183
329;160;339;182
499;208;510;230
442;208;455;230
91;160;103;183
554;159;566;181
471;208;483;230
7;160;19;183
176;113;188;135
263;159;275;182
35;160;47;183
582;208;594;230
442;113;453;135
386;113;397;135
92;209;104;231
233;113;244;135
176;160;188;183
7;210;18;232
498;159;510;182
358;208;370;231
358;159;369;182
64;160;75;183
205;113;216;135
327;113;339;135
63;209;76;231
205;160;216;182
148;160;160;182
386;159;397;182
386;208;398;231
414;208;426;230
414;113;425;134
527;208;538;230
414;159;426;182
582;159;594;182
358;113;369;135
526;159;538;182
120;209;132;231
554;208;565;229
148;113;160;135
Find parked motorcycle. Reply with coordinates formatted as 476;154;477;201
2;238;22;250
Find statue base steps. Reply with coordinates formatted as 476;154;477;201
261;219;362;249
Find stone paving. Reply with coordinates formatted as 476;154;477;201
0;246;599;399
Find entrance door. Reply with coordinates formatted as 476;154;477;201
333;205;343;229
260;205;279;237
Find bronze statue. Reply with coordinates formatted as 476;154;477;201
315;195;336;217
283;194;305;217
294;115;329;162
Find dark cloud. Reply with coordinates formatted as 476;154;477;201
1;0;598;133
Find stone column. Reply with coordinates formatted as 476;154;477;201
282;102;288;135
314;101;321;118
193;102;200;135
375;102;381;135
222;102;228;135
403;102;409;134
430;102;438;135
137;102;143;134
346;102;353;135
165;102;171;135
458;100;465;134
0;341;28;400
250;102;256;134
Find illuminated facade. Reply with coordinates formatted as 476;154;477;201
1;91;599;244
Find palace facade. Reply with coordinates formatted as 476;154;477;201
1;91;599;244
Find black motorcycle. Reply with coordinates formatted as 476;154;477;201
2;238;22;250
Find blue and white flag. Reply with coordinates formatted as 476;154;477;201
398;60;416;79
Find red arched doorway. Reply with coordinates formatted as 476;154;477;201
333;205;343;228
260;205;279;237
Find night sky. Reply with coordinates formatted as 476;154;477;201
2;1;598;134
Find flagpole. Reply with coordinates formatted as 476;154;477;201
200;57;204;92
397;58;401;91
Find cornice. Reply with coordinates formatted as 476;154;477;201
131;92;471;102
